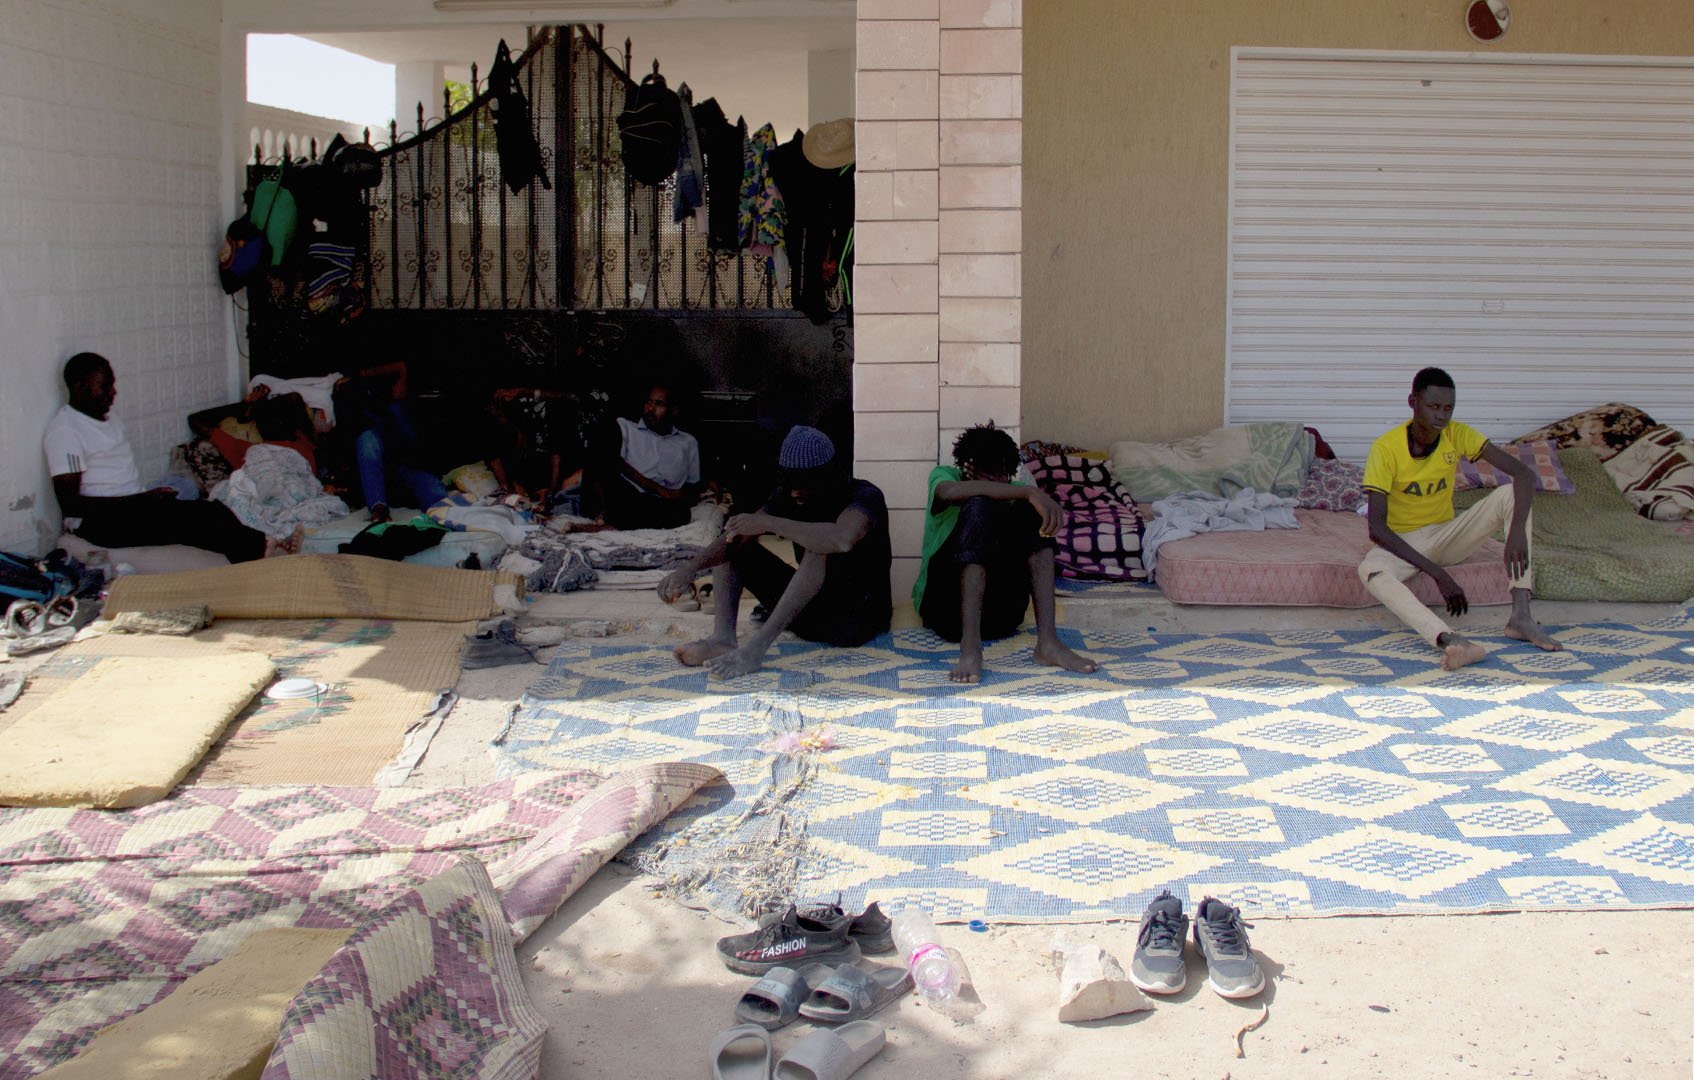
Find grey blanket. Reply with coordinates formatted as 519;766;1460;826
1142;488;1300;577
511;512;722;593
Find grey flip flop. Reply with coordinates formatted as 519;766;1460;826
709;1023;771;1080
774;1020;885;1080
796;961;912;1023
735;962;834;1030
0;673;22;711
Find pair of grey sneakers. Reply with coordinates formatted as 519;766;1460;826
1129;892;1265;999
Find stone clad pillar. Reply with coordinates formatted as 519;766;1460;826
853;0;1021;602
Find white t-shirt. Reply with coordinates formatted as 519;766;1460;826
43;404;142;498
617;417;700;492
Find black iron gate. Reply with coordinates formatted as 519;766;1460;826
242;24;851;492
354;25;788;314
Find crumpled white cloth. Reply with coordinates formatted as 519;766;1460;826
1141;487;1299;577
429;504;538;546
211;443;348;541
247;373;343;431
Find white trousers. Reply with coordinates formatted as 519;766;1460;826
1357;485;1531;646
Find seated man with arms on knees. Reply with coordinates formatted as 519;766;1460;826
45;352;288;563
1359;366;1561;670
595;381;702;530
915;423;1098;684
335;359;447;523
659;425;891;680
485;384;577;504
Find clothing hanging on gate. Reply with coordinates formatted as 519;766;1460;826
673;83;707;227
738;122;786;258
692;98;746;251
487;39;551;195
767;130;855;323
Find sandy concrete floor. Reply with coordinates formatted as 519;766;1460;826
415;588;1694;1079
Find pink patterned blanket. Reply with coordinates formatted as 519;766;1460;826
0;763;717;1078
1027;453;1149;581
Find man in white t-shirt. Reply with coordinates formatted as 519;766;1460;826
596;381;702;530
45;352;278;563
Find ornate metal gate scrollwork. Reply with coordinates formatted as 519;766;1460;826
358;25;787;314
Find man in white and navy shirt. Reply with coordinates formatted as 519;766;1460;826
45;352;277;562
598;381;702;529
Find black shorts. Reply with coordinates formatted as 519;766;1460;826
918;496;1053;642
730;541;889;647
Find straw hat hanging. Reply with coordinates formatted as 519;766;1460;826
802;118;854;169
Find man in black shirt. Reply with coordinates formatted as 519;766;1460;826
659;425;892;679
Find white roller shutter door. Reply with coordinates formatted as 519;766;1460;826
1227;50;1694;462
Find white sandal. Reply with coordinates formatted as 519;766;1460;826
45;595;78;629
2;600;45;639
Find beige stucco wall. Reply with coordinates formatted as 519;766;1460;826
1024;0;1694;450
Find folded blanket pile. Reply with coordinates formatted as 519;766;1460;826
1142;488;1299;576
1108;421;1314;503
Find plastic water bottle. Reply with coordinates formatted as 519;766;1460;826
890;908;961;1002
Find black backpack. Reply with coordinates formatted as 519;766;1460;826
488;40;551;196
323;134;383;191
617;72;682;185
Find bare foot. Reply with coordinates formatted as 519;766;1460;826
950;644;984;684
674;636;735;667
263;525;305;558
1505;617;1563;652
1035;639;1099;674
1440;634;1490;671
705;646;765;681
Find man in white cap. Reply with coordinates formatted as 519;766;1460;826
659;424;891;679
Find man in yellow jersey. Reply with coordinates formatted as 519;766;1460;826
1359;367;1562;670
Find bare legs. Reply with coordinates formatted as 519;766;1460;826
949;564;987;683
949;546;1097;684
674;550;830;679
263;524;307;558
673;559;743;668
1028;547;1098;674
1432;589;1561;671
1434;631;1490;671
1504;587;1562;652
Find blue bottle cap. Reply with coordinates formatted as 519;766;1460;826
967;919;987;932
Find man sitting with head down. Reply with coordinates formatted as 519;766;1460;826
915;423;1097;684
659;425;891;680
1359;366;1561;670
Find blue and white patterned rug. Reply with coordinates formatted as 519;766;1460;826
492;615;1694;922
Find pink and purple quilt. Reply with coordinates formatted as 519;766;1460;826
0;763;716;1078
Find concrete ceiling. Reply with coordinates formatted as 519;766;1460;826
305;16;853;68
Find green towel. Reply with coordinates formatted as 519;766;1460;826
1453;447;1694;602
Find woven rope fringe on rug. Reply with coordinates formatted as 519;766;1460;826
494;615;1694;925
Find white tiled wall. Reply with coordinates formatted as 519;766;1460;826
855;0;1021;600
0;0;227;554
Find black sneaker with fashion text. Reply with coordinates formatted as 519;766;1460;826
756;896;894;956
1129;891;1189;994
1192;896;1265;999
716;903;860;975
